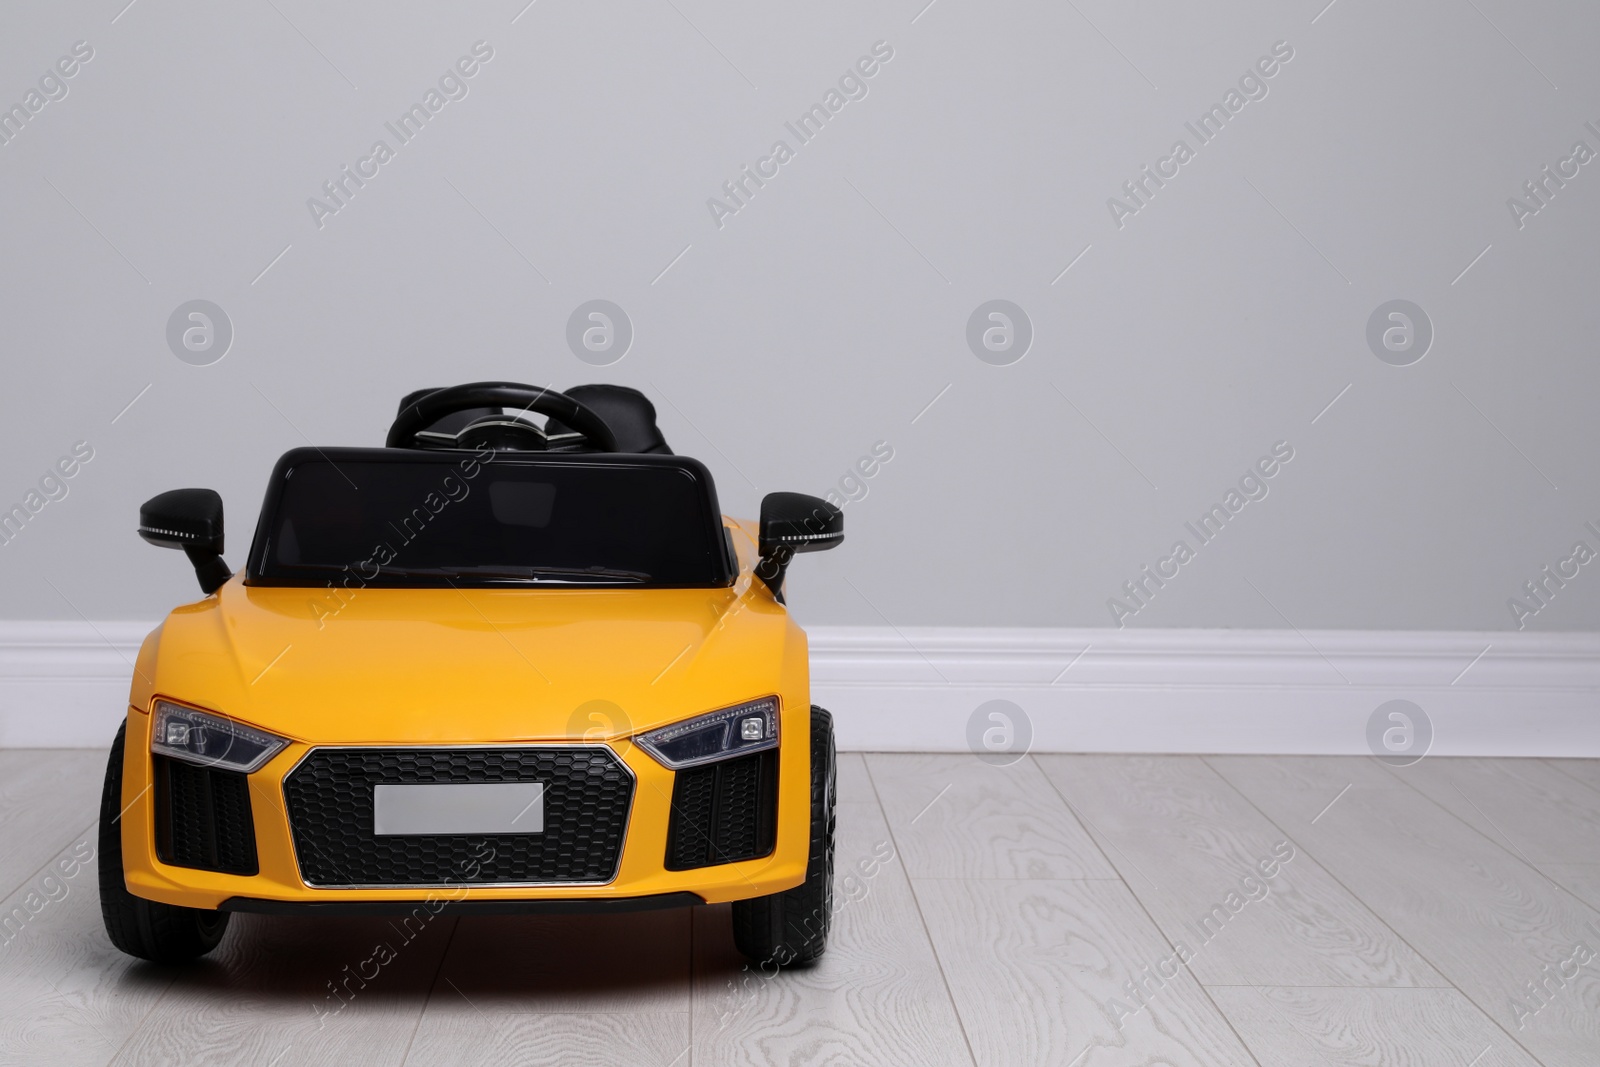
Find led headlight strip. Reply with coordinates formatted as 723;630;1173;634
150;700;288;774
636;697;779;770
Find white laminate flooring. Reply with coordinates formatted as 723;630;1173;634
3;750;1598;1065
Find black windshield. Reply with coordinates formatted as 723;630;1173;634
247;448;733;587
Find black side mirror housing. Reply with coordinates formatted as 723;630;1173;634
756;492;843;601
139;489;232;595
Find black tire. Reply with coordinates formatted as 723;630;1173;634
99;720;230;963
731;705;835;968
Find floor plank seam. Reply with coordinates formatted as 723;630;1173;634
397;914;462;1067
1198;755;1561;1067
1032;756;1269;1067
894;875;1128;882
861;756;981;1067
1;816;97;905
1199;982;1460;989
1538;760;1600;800
1377;760;1600;921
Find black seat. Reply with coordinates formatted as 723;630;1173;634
394;384;671;455
553;385;672;454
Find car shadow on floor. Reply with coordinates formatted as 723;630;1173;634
146;907;713;1016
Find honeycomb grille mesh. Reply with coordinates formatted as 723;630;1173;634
665;750;777;870
155;756;259;875
283;747;633;887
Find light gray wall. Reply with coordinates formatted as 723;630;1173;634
1;0;1597;632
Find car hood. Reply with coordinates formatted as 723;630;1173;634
132;577;806;745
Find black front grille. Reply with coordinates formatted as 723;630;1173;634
154;756;259;875
665;751;778;870
283;747;633;887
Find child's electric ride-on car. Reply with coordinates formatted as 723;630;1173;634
99;382;843;967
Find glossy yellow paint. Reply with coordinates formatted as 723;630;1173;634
121;519;814;909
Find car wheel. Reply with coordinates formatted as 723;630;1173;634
98;720;230;963
731;705;835;967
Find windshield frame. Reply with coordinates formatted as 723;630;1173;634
244;446;737;589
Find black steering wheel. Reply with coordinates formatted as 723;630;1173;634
386;382;619;452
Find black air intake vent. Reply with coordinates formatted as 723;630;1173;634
154;756;259;876
665;751;778;870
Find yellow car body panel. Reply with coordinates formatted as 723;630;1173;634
120;519;816;910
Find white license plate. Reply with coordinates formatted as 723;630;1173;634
372;782;544;836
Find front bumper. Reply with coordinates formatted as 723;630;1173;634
119;706;811;911
219;892;704;915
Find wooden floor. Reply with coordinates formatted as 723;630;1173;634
3;750;1599;1066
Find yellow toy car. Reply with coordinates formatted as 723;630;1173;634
98;382;842;967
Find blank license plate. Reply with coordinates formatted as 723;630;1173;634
373;782;544;836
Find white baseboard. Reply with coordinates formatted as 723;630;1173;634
3;622;1597;756
0;622;151;749
810;627;1600;757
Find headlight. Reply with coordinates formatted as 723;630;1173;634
636;697;779;769
150;701;288;773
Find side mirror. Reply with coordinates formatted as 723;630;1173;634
139;489;232;595
756;492;843;601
